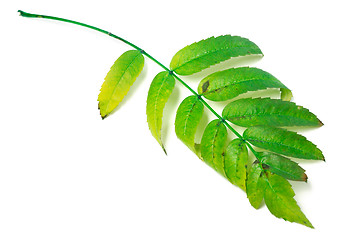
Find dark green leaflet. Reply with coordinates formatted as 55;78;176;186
264;172;314;228
98;50;144;119
200;120;227;176
244;126;324;160
258;152;307;182
198;67;292;101
246;162;266;209
224;139;248;190
146;71;175;153
175;96;204;154
170;35;262;75
222;98;322;127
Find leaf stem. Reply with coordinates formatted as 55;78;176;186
18;10;260;159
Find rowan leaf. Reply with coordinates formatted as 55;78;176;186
246;161;266;209
258;152;307;182
200;120;228;176
198;67;292;101
222;97;322;127
146;71;175;154
20;11;326;229
98;50;144;119
170;35;262;75
224;138;248;190
264;172;314;228
175;95;204;154
243;126;324;160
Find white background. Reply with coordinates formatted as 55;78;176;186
1;0;344;239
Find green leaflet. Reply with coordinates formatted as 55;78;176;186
247;165;313;227
258;152;307;182
170;35;262;75
98;50;144;119
246;162;266;209
264;172;314;228
175;95;204;154
224;138;248;190
146;71;175;154
200;120;228;176
198;67;292;101
222;97;322;127
244;126;324;160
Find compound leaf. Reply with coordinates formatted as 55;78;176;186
146;71;175;154
170;35;262;75
200;120;228;176
198;67;292;101
175;95;204;154
243;126;324;160
259;152;307;182
264;172;314;228
222;97;322;127
224;138;248;190
246;161;266;209
98;50;144;119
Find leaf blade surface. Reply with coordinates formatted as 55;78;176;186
259;152;307;182
98;50;144;119
222;98;322;127
146;71;175;153
170;35;262;75
246;162;266;209
200;120;228;176
224;138;248;190
264;172;313;228
175;95;204;154
243;126;324;160
198;67;291;101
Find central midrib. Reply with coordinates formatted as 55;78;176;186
204;77;282;96
247;138;308;158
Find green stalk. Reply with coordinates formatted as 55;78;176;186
18;10;260;159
